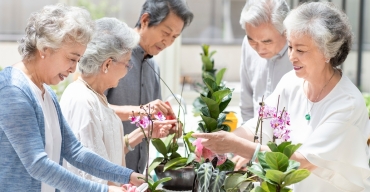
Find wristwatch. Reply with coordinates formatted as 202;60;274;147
125;135;135;151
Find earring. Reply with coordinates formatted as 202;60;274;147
104;69;108;73
41;55;44;59
325;59;330;63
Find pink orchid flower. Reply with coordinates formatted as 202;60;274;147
154;111;166;121
122;184;139;192
130;116;140;124
137;116;150;129
193;138;226;165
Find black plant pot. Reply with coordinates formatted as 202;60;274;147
155;164;196;191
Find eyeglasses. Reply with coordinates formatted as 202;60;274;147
110;58;133;71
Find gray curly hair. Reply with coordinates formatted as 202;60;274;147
78;17;140;75
284;2;353;67
240;0;289;34
18;4;94;61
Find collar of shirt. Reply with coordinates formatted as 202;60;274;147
271;43;288;60
133;45;153;62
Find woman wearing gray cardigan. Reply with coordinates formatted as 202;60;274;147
0;4;143;192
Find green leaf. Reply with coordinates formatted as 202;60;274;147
217;159;235;172
257;151;269;169
163;157;188;171
267;141;279;152
198;122;206;133
201;96;220;119
163;133;176;149
285;160;300;173
282;169;310;188
219;96;232;113
202;44;209;56
260;181;278;192
283;143;302;158
217;112;227;126
152;177;172;190
170;152;182;159
248;164;266;180
209;50;217;58
202;55;213;71
265;152;289;172
209;170;226;192
215;68;227;86
151;139;167;158
148;157;164;174
223;173;254;190
197;162;214;192
212;89;232;104
277;141;292;153
203;76;217;93
265;169;285;185
251;186;267;192
183;131;195;153
200;106;211;117
200;115;218;132
186;153;196;164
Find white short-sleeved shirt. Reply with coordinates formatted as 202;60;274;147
60;80;125;185
243;71;370;191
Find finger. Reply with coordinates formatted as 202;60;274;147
192;133;213;139
153;120;177;124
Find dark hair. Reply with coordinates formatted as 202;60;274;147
135;0;193;30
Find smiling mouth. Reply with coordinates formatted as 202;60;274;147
59;74;66;81
293;66;303;70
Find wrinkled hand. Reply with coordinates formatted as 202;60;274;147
150;120;177;138
232;155;249;171
169;120;183;138
192;131;237;154
129;172;145;186
146;99;175;117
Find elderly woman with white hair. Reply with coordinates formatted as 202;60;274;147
0;4;144;192
60;17;177;186
193;2;370;191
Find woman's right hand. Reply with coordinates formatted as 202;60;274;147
130;172;145;186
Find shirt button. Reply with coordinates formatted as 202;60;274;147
141;84;144;87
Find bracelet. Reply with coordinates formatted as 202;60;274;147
125;135;135;151
250;143;261;163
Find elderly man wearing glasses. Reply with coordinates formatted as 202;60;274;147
60;17;177;186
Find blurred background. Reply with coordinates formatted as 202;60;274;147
0;0;369;124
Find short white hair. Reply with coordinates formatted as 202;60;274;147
240;0;289;34
78;17;140;75
18;4;94;61
284;2;353;66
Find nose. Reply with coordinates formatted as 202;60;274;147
69;62;77;73
288;49;296;62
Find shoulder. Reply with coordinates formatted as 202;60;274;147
0;67;34;100
60;81;97;110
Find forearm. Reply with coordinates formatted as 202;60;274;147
110;104;142;121
123;128;146;154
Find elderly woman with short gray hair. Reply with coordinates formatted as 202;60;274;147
60;17;177;186
193;2;370;191
0;4;144;192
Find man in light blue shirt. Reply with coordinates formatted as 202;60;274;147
235;0;292;169
239;0;292;123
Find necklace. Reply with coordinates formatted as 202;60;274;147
78;77;109;106
304;69;336;121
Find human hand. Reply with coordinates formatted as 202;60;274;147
192;131;237;154
108;186;125;192
146;99;175;117
232;155;249;171
168;120;183;138
129;172;145;186
150;120;177;138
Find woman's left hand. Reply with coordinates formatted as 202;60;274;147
192;131;237;154
150;120;177;138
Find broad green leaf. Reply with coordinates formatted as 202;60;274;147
248;164;266;180
148;157;164;174
251;186;267;192
257;151;269;169
215;68;227;86
163;157;188;171
152;177;172;190
265;169;285;185
265;152;289;172
282;169;310;188
217;113;227;126
202;55;213;71
169;142;179;154
151;139;167;158
261;181;277;192
163;133;175;149
203;77;217;93
186;153;196;164
219;97;232;113
281;187;293;192
200;115;218;132
267;141;279;152
183;131;196;153
220;124;230;132
209;170;226;192
277;141;292;153
201;96;220;119
217;159;235;172
200;106;210;117
198;122;206;133
209;50;217;58
197;163;214;192
223;173;244;190
170;151;181;159
283;143;302;158
285;160;300;173
202;44;209;56
212;89;232;104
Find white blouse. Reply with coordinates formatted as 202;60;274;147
243;71;370;191
24;73;61;192
60;80;125;185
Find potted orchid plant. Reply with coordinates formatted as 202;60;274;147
223;98;311;192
